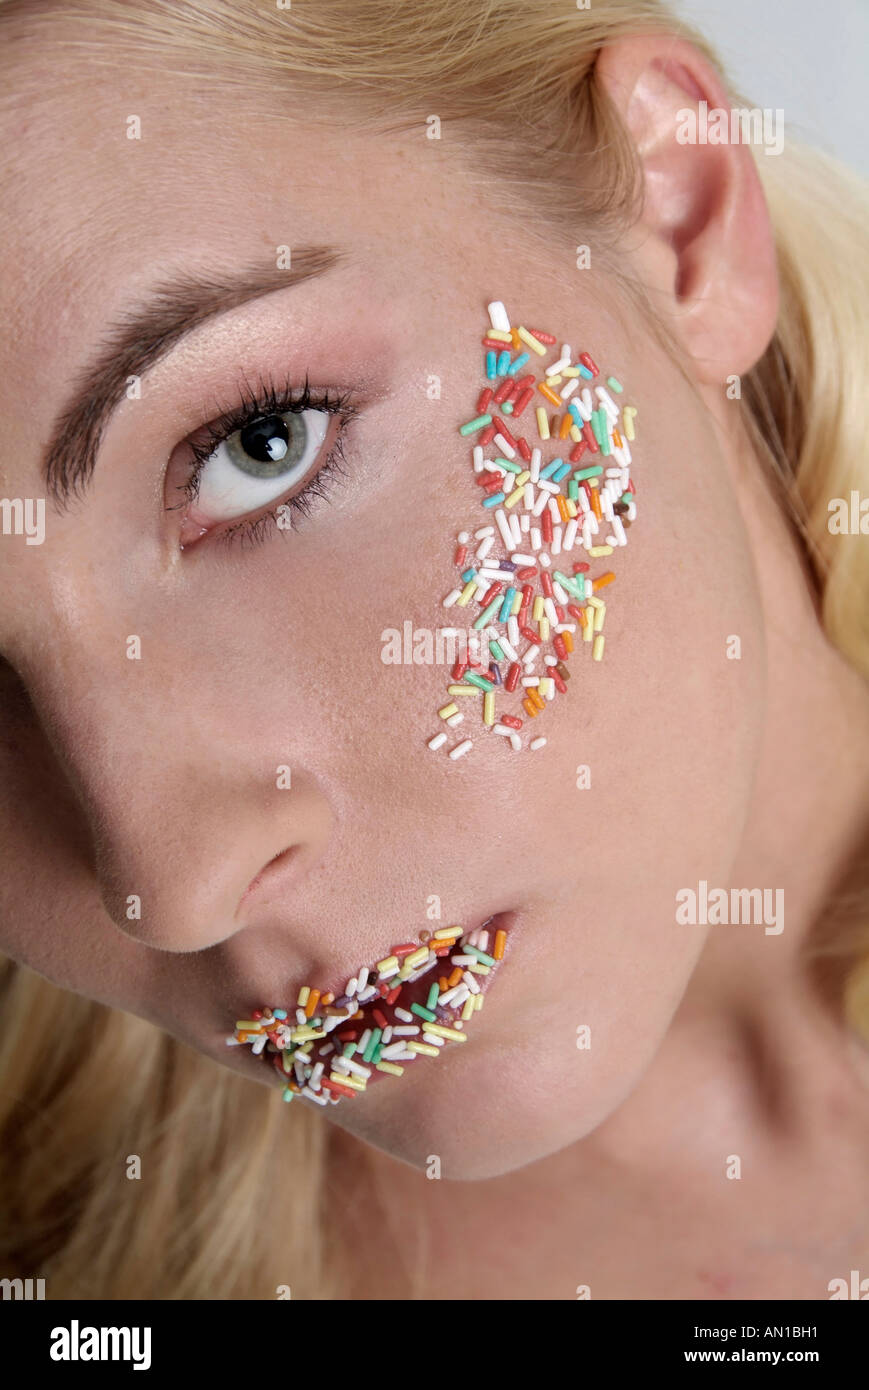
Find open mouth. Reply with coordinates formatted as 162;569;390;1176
226;914;510;1105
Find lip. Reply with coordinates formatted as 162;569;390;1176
225;910;513;1105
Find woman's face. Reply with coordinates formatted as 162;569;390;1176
0;40;764;1178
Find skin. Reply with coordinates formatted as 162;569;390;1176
1;18;868;1297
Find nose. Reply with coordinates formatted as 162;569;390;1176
11;644;332;953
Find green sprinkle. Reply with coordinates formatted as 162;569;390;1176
465;944;496;967
342;1041;357;1058
362;1027;382;1064
471;607;501;635
282;1088;294;1103
590;410;606;445
411;1003;438;1023
554;570;585;599
465;669;495;689
371;1044;383;1063
620;492;632;505
501;401;514;413
568;481;579;500
426;982;440;1011
489;639;505;661
459;414;493;436
607;377;623;392
573;465;603;481
496;457;523;473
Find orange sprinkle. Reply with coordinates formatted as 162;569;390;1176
522;697;538;718
510;328;522;352
590;489;602;520
304;989;321;1019
613;429;623;448
556;494;569;522
593;572;615;589
529;687;545;710
493;929;507;961
538;382;561;408
447;966;463;988
558;412;572;439
563;629;574;653
320;992;335;1006
438;976;449;992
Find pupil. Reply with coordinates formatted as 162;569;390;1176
240;415;290;463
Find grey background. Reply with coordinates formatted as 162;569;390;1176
675;0;868;177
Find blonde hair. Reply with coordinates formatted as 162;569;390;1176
1;0;867;1299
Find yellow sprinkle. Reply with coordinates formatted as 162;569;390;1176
422;1024;468;1043
593;634;605;661
487;328;512;342
235;1020;264;1032
375;1060;405;1077
566;499;578;517
376;955;398;973
532;596;544;622
569;425;582;442
407;1041;441;1057
402;946;430;969
583;616;594;644
623;405;637;441
516;325;547;356
466;961;491;975
593;603;606;633
448;683;478;696
433;925;463;940
474;993;484;1011
296;986;310;1008
538;617;550;642
539;677;554;699
438;702;459;720
511;590;522;616
330;1071;366;1091
456;580;477;607
586;595;604;609
535;407;550;440
461;995;475;1021
562;366;580;378
504;486;524;508
483;691;495;726
514;470;531;486
588;545;613;557
544;374;563;387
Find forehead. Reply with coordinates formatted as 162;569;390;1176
0;23;476;493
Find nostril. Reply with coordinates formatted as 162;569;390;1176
237;846;296;918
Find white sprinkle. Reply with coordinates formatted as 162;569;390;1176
564;518;578;550
442;588;462;608
475;536;494;560
421;1032;446;1047
446;713;463;728
493;433;515;459
295;1008;308;1025
472;447;484;472
357;967;369;992
462;970;481;994
508;513;522;548
449;739;473;761
509;732;521;751
488;300;510;332
494;508;514;550
560;378;579;401
392;1025;421;1037
394;1007;414;1023
530;527;542;551
510;552;535;565
519;512;531;532
499;636;519;661
507;615;521;646
530;736;547;750
493;723;513;738
301;1088;329;1106
474;525;494;538
521;677;540;687
539;553;551;568
428;732;447;753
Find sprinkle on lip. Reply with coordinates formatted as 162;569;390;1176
227;920;509;1106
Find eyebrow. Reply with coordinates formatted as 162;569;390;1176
43;245;344;509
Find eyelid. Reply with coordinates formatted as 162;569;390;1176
166;372;361;548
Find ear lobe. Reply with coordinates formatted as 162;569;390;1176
594;37;779;382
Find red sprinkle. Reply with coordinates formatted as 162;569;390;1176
579;352;599;376
541;509;553;543
520;625;541;645
529;328;557;345
505;662;521;692
516;565;537;580
454;544;467;566
501;714;523;730
517;437;532;461
495;422;517;448
541;572;554;598
569;440;588;463
477;388;493;414
582;421;599;453
479;425;497;447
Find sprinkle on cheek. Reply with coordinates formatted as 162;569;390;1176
434;300;640;758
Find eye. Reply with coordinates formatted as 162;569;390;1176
188;408;329;523
167;378;357;548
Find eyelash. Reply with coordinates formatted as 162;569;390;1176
176;373;358;549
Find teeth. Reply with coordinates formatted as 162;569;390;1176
229;919;508;1104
